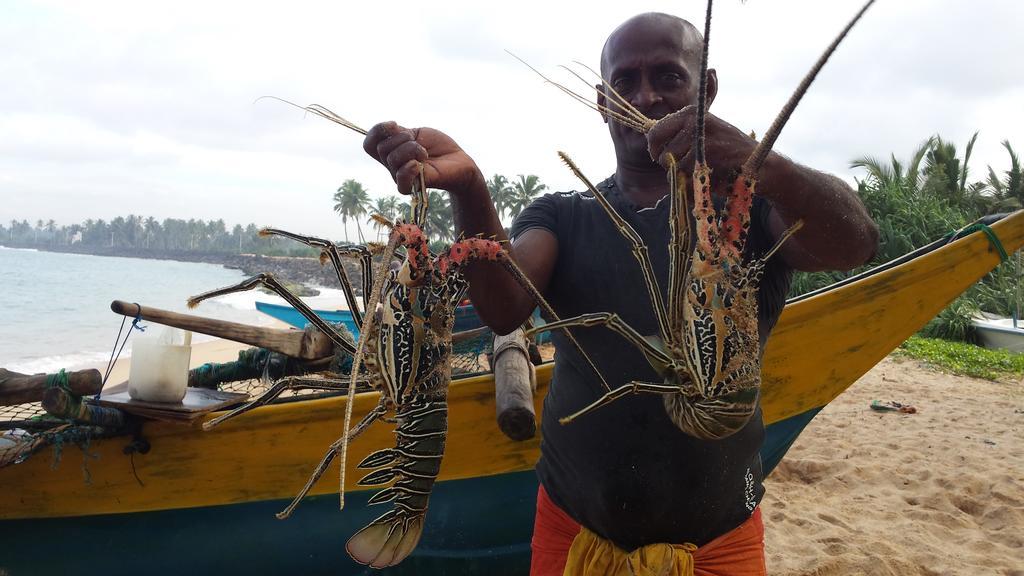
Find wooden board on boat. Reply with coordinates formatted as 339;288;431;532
94;388;249;422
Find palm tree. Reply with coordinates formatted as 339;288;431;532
369;195;400;241
507;175;548;220
487;174;513;221
144;217;160;249
425;189;454;243
921;132;985;213
333;179;371;242
984;140;1022;211
851;136;934;194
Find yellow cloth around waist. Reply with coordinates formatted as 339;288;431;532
563;525;698;576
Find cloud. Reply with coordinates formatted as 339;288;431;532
0;0;1021;241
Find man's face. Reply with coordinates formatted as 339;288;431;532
599;17;708;166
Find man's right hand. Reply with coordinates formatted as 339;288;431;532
363;121;487;199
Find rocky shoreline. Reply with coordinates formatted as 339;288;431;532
35;246;363;297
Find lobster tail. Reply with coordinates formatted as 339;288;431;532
345;395;447;568
347;510;425;568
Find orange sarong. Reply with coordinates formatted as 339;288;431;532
530;485;766;576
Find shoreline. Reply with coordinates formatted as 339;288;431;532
11;244;352;295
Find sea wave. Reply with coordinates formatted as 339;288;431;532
6;350;118;374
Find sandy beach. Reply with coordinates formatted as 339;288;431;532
88;340;1023;574
763;356;1023;575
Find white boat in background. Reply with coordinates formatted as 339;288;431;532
972;313;1024;353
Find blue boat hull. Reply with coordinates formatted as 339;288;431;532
0;407;814;576
255;301;484;335
2;471;538;576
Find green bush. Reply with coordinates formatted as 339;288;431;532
789;135;1021;343
897;336;1024;380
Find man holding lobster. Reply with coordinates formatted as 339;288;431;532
363;11;877;576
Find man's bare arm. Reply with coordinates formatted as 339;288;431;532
648;107;879;272
757;155;878;271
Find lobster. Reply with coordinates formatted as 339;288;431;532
190;109;599;568
520;0;877;439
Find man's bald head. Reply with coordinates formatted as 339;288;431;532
600;13;704;77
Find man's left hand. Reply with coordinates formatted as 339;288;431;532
646;105;757;193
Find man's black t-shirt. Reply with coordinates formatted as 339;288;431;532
510;176;792;550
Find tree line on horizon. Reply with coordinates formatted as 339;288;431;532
0;172;551;256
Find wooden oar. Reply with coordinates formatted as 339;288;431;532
110;300;492;362
110;300;335;361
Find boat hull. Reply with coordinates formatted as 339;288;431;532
2;471;538;576
2;211;1022;573
255;301;483;335
972;316;1024;353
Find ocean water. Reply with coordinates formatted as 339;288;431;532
0;247;350;374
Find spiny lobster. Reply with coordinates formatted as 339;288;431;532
190;108;598;568
522;0;876;439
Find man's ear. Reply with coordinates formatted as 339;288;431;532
705;69;719;109
595;83;609;124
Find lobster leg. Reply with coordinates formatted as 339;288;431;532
202;375;364;431
495;253;614;394
665;152;693;336
275;400;389;520
188;273;357;356
557;152;673;346
439;237;614;393
260;228;373;329
525;312;674;373
559;380;684;425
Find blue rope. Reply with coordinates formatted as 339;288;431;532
99;303;147;398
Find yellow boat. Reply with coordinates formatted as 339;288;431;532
1;211;1020;575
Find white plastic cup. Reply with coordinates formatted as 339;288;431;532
128;329;192;403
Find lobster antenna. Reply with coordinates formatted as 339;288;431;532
566;60;654;132
256;96;368;135
742;0;876;175
694;0;714;165
338;233;400;510
505;50;649;133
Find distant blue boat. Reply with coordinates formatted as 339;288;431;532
255;301;484;335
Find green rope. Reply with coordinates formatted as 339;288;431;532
947;222;1009;262
45;369;82;416
45;368;70;393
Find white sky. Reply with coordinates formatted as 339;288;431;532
2;0;1022;239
